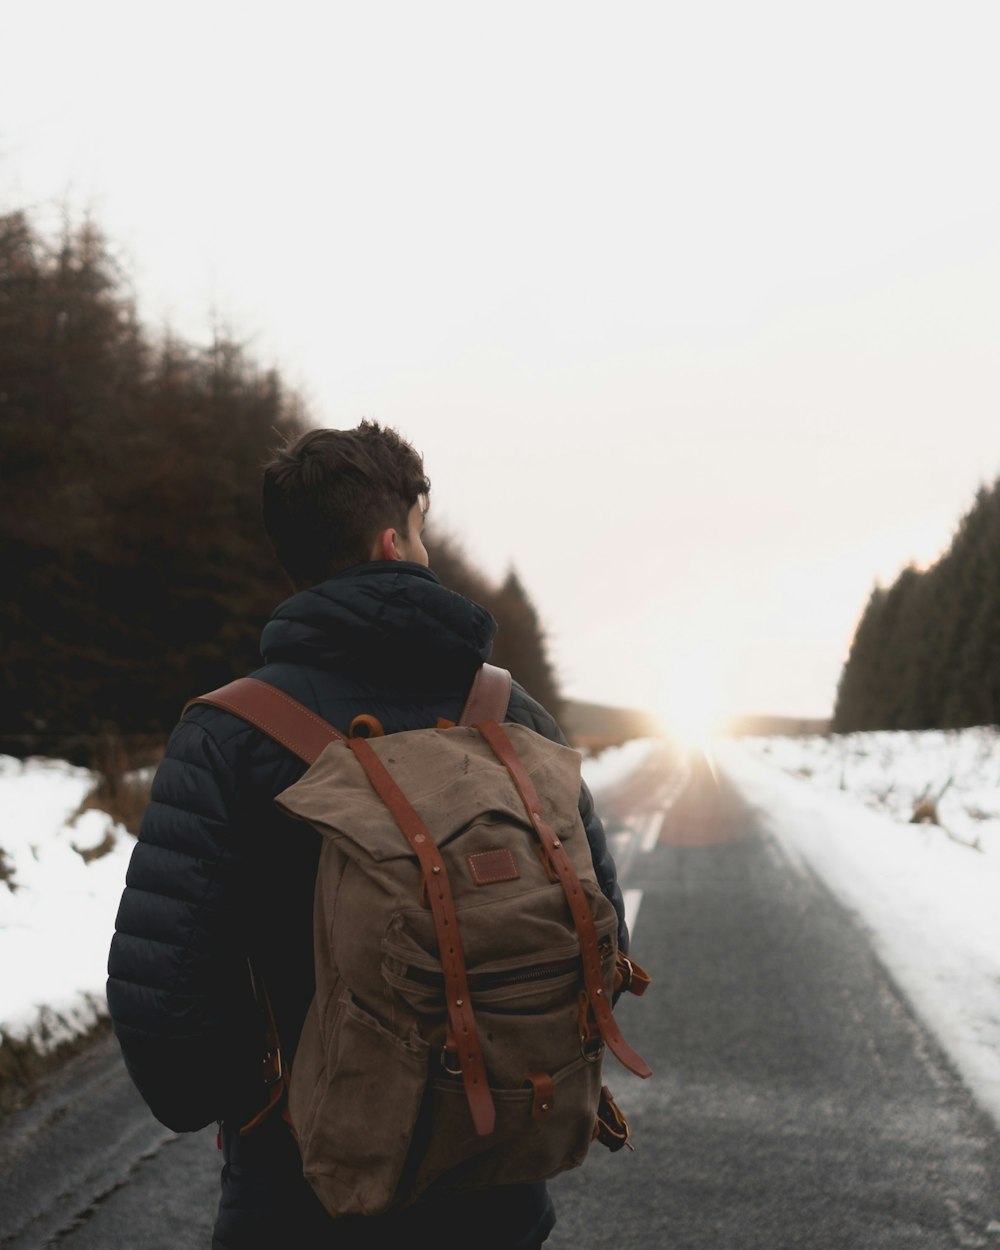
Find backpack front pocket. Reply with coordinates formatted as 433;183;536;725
413;1050;603;1196
292;994;429;1217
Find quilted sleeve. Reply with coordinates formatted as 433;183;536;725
504;681;629;956
106;716;263;1132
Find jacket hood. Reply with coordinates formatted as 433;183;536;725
259;562;497;682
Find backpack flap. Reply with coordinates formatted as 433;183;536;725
274;724;583;863
275;725;599;974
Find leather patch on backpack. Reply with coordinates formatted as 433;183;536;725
467;848;519;885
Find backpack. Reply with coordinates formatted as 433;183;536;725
185;663;651;1218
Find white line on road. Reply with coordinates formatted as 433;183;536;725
640;811;663;853
623;887;642;937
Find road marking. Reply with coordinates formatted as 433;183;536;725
610;829;632;857
623;887;642;936
640;811;664;852
617;810;663;853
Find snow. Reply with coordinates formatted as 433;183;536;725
1;730;998;1136
0;755;134;1051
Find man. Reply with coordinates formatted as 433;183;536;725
107;421;629;1249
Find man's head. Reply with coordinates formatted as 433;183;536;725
262;421;431;588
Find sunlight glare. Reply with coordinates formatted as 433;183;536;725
657;647;728;753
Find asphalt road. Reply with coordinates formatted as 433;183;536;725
2;744;999;1248
547;746;1000;1249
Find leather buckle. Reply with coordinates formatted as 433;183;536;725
577;990;604;1062
614;954;634;995
261;1047;283;1087
593;1085;634;1152
441;1045;462;1076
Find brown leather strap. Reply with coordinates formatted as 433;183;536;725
615;953;652;998
347;735;497;1138
477;720;652;1081
238;978;290;1135
459;663;512;726
183;677;345;764
185;665;509;759
181;680;344;1135
593;1084;633;1152
526;1072;555;1121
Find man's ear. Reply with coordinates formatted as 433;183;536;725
371;527;402;561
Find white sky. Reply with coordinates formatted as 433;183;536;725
3;1;999;721
3;730;1000;1130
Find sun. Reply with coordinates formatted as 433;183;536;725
655;647;729;752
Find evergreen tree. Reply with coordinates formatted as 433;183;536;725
940;485;1000;727
489;570;563;722
833;584;885;731
0;212;307;751
834;477;1000;731
427;534;562;719
0;208;565;757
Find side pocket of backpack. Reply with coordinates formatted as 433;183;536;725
290;993;430;1218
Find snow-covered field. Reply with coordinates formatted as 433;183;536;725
2;728;999;1136
726;727;1000;856
0;755;135;1051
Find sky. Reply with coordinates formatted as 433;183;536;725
3;1;1000;725
3;728;999;1134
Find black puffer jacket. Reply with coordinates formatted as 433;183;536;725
107;562;627;1250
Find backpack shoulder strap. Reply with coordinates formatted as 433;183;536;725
182;676;340;1131
183;677;344;764
458;663;511;726
183;664;511;762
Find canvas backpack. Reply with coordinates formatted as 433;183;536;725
186;663;652;1219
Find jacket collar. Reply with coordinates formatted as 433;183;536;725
259;562;497;679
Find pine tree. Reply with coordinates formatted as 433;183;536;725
0;212;307;753
489;570;563;721
0;208;565;756
834;476;1000;731
427;534;564;719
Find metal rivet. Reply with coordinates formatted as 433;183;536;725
456;998;464;1007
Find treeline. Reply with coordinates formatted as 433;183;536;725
833;478;1000;731
0;210;560;765
429;538;561;718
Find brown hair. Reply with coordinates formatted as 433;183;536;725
261;420;430;586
